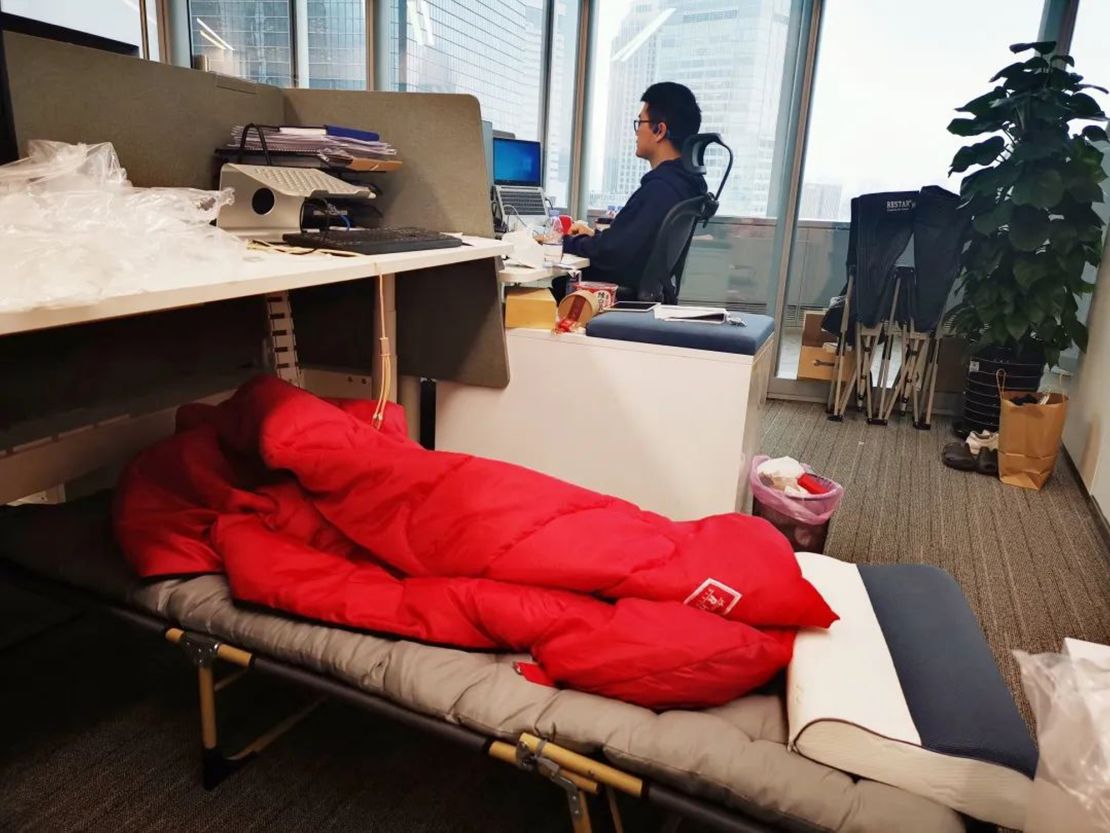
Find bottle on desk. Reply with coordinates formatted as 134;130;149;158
541;216;564;267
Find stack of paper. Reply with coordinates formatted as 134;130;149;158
228;125;398;164
653;305;730;322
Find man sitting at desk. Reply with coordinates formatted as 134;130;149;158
558;82;707;299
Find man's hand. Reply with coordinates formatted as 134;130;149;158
568;221;595;237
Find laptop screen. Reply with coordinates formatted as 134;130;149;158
492;138;542;187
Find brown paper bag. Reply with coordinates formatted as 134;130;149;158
997;389;1068;490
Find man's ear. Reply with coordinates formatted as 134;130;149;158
654;121;668;140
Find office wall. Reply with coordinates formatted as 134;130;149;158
1063;224;1110;518
283;89;493;237
3;31;283;188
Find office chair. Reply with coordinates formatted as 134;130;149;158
629;133;733;304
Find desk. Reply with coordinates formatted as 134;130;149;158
0;236;512;505
436;326;775;520
0;237;511;336
498;254;589;287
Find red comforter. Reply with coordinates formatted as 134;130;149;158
114;377;835;708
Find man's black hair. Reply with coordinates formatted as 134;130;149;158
641;82;702;151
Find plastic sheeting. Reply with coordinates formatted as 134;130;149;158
0;141;245;313
1016;648;1110;833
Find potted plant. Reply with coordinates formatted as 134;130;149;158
947;40;1107;434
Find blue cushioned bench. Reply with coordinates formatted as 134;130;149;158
585;310;775;356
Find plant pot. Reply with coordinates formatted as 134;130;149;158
957;345;1044;437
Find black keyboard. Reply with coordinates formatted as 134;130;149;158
282;227;465;255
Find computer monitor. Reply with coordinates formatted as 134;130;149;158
492;137;542;187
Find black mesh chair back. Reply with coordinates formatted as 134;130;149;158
629;133;733;304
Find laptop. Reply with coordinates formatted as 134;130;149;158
492;137;549;231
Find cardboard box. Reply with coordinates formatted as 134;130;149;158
798;345;854;382
504;286;557;330
797;310;852;382
802;309;828;345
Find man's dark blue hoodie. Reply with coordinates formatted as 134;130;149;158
561;158;707;292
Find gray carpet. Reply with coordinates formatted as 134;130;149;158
761;400;1110;724
0;596;677;832
4;401;1110;830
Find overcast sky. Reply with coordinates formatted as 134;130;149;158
585;0;1110;220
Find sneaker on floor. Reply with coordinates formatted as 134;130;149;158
942;440;977;471
976;447;999;477
967;430;998;455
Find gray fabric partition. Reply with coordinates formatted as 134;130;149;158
4;32;284;188
0;33;508;438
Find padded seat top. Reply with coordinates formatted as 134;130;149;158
586;310;774;356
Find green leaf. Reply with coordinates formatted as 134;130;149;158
1053;54;1076;67
1012;169;1065;208
1014;255;1049;288
992;60;1027;81
1082;125;1109;143
1010;206;1051;251
1048;219;1079;250
948;117;991;137
1077;83;1110;94
1068;177;1104;203
972;201;1013;234
1070;320;1090;352
1005;313;1029;342
1010;41;1056;55
1060;247;1086;277
950;136;1006;173
958;88;1006;117
1069;92;1105;118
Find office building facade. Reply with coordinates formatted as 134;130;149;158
599;0;792;218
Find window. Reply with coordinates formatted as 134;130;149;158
775;0;1045;379
189;0;294;86
1067;0;1110;113
186;1;366;88
383;1;547;145
797;0;1046;222
585;0;797;217
1;0;160;59
545;1;580;208
306;0;366;89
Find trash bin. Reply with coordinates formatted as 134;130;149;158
749;455;844;553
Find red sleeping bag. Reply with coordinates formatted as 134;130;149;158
114;377;835;708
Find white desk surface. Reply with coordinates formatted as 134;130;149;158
0;236;512;337
499;254;589;285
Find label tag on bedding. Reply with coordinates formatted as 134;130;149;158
684;579;742;615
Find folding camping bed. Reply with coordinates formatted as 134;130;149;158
0;31;1036;833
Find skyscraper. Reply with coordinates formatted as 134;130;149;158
307;0;367;89
600;0;792;218
395;1;545;144
190;0;294;87
189;1;367;89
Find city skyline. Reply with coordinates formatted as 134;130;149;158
593;0;797;219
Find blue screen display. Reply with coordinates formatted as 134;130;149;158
492;138;542;186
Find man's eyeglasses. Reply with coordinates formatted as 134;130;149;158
632;118;659;133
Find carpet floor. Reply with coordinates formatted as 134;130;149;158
3;400;1109;830
761;400;1110;724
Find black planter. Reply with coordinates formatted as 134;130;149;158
958;345;1044;437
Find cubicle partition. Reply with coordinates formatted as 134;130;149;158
0;31;507;503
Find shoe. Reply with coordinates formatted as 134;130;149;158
976;448;999;477
967;430;998;454
942;440;977;471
